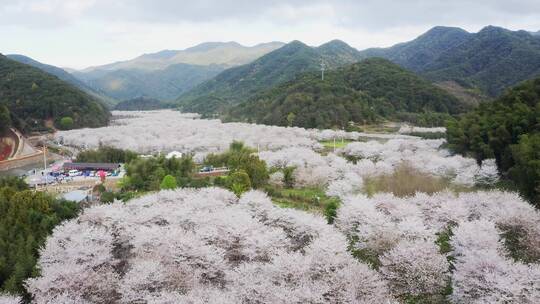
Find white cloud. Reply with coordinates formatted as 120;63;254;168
1;0;539;68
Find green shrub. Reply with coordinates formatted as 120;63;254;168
283;166;296;188
324;200;339;224
160;175;177;190
100;191;115;203
58;116;74;130
228;170;251;196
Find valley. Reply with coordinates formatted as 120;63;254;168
1;3;540;302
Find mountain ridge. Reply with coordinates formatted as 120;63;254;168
79;41;285;72
358;25;540;97
176;39;364;114
227;58;463;128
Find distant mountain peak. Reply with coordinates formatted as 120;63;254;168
477;25;508;35
286;40;309;47
138;50;178;60
254;41;285;48
275;40;312;53
424;26;469;34
184;41;243;52
318;39;355;50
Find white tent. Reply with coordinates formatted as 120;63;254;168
165;151;183;159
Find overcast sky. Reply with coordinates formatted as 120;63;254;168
1;0;540;69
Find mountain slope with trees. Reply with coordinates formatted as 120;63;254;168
447;77;540;206
77;63;225;101
422;26;540;96
114;96;172;111
359;26;472;72
6;54;117;107
80;41;285;72
70;42;285;101
0;54;110;133
227;58;463;129
176;40;364;114
360;26;540;98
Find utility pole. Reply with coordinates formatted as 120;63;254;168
320;61;326;81
43;144;47;186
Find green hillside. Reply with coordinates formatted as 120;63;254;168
359;26;472;72
359;26;540;98
0;54;110;133
114;97;172;111
77;63;225;101
422;26;540;96
447;77;540;206
176;40;364;115
227;58;463;129
6;54;118;107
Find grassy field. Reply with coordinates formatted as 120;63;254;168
319;139;354;150
358;122;400;134
265;186;340;214
362;163;477;198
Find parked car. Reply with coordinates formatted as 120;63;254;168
68;170;80;177
199;166;214;173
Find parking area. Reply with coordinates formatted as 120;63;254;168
25;161;125;188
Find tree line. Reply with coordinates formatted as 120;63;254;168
447;77;540;206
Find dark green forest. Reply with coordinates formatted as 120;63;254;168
114;97;172;111
447;77;540;206
422;26;540;97
0;177;79;298
227;58;463;128
0;54;110;133
6;54;118;108
359;26;540;99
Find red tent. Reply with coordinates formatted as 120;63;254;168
97;170;107;183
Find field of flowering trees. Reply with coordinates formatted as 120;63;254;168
6;110;535;303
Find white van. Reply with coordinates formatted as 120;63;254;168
68;170;80;177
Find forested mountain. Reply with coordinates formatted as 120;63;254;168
114;96;172;111
176;40;364;114
359;26;472;72
72;42;285;101
360;26;540;98
6;54;117;107
447;77;540;206
422;26;540;96
80;41;285;72
75;63;225;101
227;58;462;129
0;54;110;133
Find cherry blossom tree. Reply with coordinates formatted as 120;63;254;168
0;295;21;304
335;190;540;303
380;240;450;299
451;220;540;303
26;189;393;304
